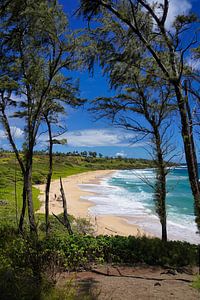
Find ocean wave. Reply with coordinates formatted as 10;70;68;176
82;188;151;217
112;169;155;180
79;169;198;244
167;175;186;180
175;165;188;169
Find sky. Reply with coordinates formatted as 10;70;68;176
0;0;200;160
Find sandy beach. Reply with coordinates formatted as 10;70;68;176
36;170;149;237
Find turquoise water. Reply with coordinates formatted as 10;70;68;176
80;167;199;244
166;167;194;215
110;167;194;217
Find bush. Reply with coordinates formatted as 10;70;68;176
192;276;200;290
0;231;65;300
44;234;198;269
0;228;198;299
98;235;198;267
45;235;105;270
72;217;95;235
32;171;46;184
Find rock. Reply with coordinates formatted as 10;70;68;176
161;269;177;275
154;282;161;287
166;269;177;275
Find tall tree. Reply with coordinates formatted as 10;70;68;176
79;0;200;232
92;75;175;240
42;77;84;235
0;0;80;233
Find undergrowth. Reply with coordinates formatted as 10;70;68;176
0;224;198;300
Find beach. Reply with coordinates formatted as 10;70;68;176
36;170;148;237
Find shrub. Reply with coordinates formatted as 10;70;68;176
0;228;198;299
192;276;200;290
72;217;95;235
45;235;105;270
103;236;198;267
0;232;65;300
44;234;198;269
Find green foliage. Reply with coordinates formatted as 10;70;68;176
42;234;198;270
42;281;76;300
0;227;66;300
0;160;40;225
192;276;200;290
99;235;198;267
0;0;84;233
73;217;95;235
0;226;198;299
44;235;105;270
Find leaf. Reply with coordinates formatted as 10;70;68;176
52;139;67;145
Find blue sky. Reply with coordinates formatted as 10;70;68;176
1;0;200;160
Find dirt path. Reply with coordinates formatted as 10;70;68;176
59;266;199;299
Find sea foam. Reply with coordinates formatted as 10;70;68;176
79;169;200;244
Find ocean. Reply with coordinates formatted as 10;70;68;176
79;167;200;244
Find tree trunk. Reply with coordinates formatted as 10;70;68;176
153;126;167;241
45;116;53;235
161;215;167;242
60;177;73;235
0;102;27;233
19;165;37;234
45;167;52;236
175;85;200;232
27;165;37;233
25;148;37;234
18;176;27;233
160;180;167;242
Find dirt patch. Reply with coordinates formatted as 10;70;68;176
58;266;199;300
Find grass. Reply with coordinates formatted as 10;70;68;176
0;153;41;224
192;276;200;290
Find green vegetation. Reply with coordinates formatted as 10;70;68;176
0;153;40;225
192;276;200;290
44;234;198;269
0;227;198;300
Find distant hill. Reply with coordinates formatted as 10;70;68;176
0;151;157;185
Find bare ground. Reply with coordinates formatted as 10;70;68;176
58;265;200;300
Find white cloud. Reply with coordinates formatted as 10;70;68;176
11;126;24;138
147;0;192;29
0;126;24;139
67;129;130;147
56;128;145;148
115;151;127;157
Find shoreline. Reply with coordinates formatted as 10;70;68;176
36;170;150;237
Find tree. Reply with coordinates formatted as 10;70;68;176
42;78;84;235
79;0;200;232
81;151;88;157
0;0;80;233
92;74;175;241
